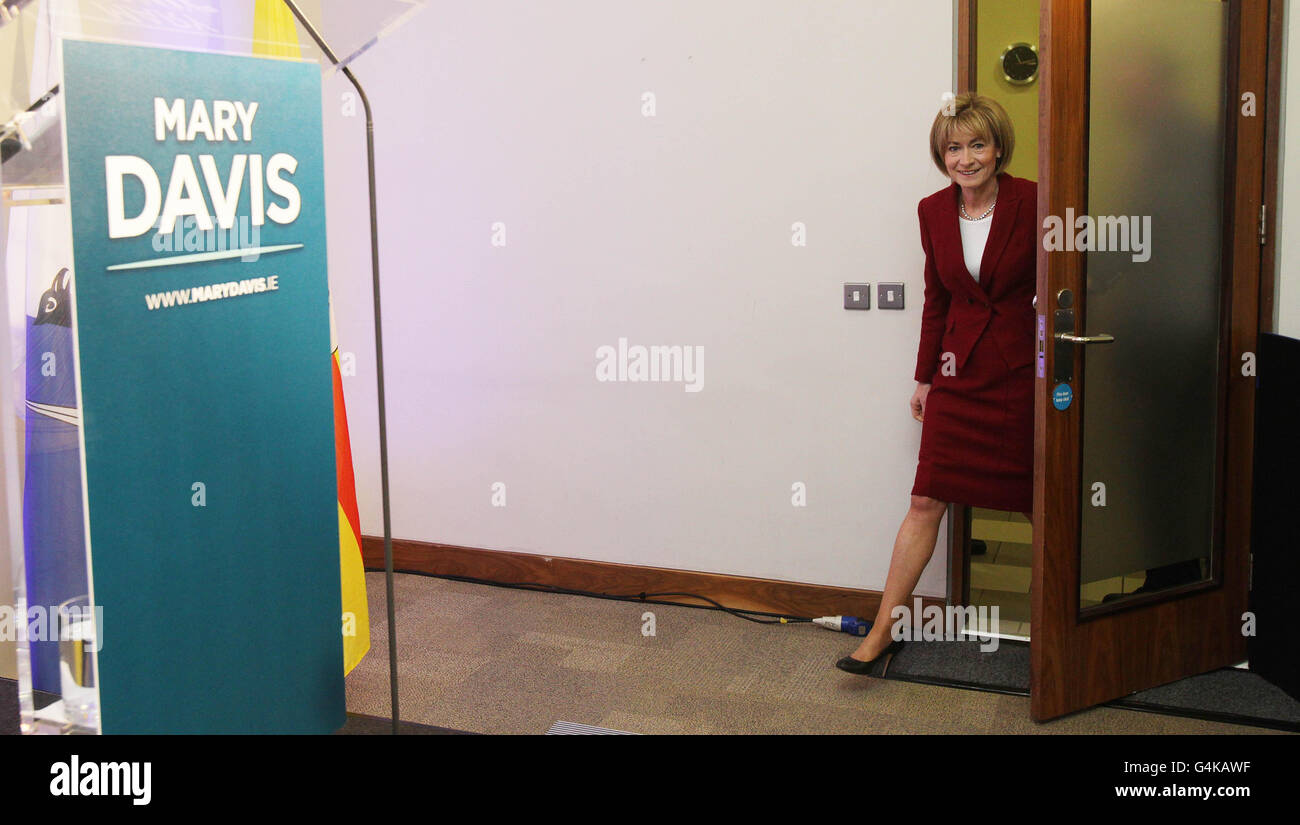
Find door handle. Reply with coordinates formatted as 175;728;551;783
1052;298;1114;383
1055;332;1115;345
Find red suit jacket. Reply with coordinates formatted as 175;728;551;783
913;172;1038;384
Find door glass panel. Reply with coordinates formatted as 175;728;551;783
1079;0;1227;608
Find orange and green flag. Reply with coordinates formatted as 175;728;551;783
331;301;371;674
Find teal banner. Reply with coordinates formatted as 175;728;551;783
60;39;342;733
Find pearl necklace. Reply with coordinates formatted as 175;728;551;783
959;198;996;221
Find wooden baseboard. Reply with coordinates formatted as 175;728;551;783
361;536;944;619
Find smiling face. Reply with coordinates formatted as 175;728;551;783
944;127;1000;193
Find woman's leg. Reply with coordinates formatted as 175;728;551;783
849;494;949;661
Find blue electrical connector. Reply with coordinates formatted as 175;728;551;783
812;615;873;636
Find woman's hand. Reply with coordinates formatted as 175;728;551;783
911;383;931;422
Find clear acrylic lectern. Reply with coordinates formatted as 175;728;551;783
1;0;424;734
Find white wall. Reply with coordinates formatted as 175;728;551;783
323;0;955;596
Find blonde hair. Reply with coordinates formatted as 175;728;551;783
930;93;1015;176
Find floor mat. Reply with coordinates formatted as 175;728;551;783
546;721;637;735
883;639;1300;731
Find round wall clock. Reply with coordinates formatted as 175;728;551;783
1001;42;1039;86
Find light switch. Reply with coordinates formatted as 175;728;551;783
844;283;871;310
877;282;905;309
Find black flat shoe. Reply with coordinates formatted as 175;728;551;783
835;640;905;676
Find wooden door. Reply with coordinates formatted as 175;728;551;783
1031;0;1268;720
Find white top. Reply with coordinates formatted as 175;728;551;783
959;212;993;282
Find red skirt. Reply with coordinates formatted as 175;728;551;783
910;337;1033;513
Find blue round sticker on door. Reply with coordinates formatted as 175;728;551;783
1053;383;1073;410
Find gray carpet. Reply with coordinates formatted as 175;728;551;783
1;678;15;736
0;680;59;736
0;677;471;735
336;712;472;735
342;572;1283;734
7;575;1294;734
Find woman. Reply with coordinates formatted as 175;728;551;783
837;93;1036;674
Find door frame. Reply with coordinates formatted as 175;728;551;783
947;0;978;605
947;1;1039;608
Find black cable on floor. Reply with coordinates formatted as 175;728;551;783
380;568;813;625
